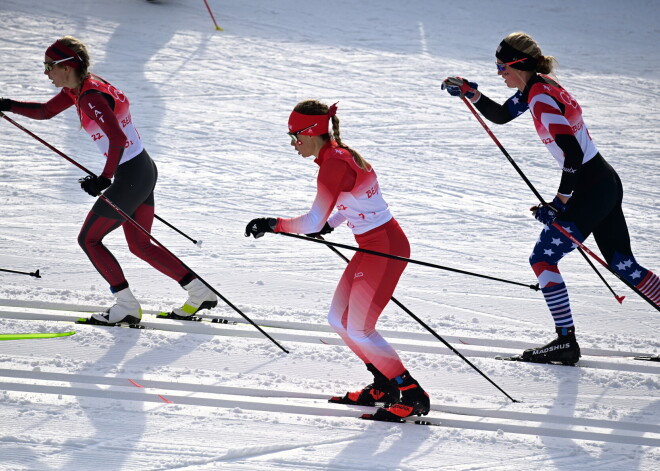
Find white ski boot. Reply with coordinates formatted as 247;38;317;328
91;288;142;324
171;278;218;318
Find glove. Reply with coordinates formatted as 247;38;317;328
441;77;478;99
531;196;569;226
306;222;334;238
79;175;112;196
0;98;12;112
245;217;277;239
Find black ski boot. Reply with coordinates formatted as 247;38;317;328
521;326;581;365
365;371;430;422
329;363;400;406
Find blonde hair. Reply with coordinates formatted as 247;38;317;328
293;100;371;171
502;32;557;75
56;36;91;80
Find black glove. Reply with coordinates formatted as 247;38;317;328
531;196;569;226
245;217;277;239
79;175;112;196
306;222;334;238
0;98;12;112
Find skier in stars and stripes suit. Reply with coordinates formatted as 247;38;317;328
442;32;659;365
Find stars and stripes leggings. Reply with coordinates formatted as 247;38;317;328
77;150;192;292
327;218;410;380
530;154;659;328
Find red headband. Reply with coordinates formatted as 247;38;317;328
45;40;82;68
287;102;339;136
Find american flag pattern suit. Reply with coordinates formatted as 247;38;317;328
524;76;660;324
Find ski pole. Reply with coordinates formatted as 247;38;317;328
0;112;201;247
551;222;659;312
90;191;289;353
577;249;625;303
316;236;519;403
278;232;539;291
203;0;224;31
0;267;41;278
459;96;625;304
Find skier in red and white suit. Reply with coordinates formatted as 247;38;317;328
245;100;430;421
443;32;659;365
0;36;217;323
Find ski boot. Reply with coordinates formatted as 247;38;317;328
364;371;430;422
91;287;142;325
329;363;400;406
521;326;581;365
168;278;218;319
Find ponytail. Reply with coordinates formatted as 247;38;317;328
330;115;371;171
502;32;558;76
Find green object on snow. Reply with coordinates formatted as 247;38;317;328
0;331;75;341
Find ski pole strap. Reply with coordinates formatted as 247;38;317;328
279;232;539;291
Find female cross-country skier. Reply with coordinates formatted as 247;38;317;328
442;32;659;365
244;99;430;421
0;36;217;324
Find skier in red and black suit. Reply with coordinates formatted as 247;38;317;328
443;32;659;365
0;36;217;323
245;100;430;421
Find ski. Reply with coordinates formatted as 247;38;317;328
156;311;235;325
74;313;236;330
634;355;660;362
76;317;145;329
360;413;440;426
495;354;578;367
4;299;659;362
0;331;75;341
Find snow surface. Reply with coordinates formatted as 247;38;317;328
0;0;659;469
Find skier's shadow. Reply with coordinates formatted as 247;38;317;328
49;327;209;471
326;415;433;470
540;364;658;470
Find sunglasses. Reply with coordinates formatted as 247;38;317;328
288;123;317;143
496;58;527;72
43;57;74;72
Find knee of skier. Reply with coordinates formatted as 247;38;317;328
327;309;347;335
127;241;151;260
345;324;376;344
78;230;98;251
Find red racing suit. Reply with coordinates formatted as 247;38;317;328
276;142;410;379
6;76;191;292
7;74;142;179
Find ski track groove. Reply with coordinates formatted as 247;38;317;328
1;301;659;374
1;369;658;447
0;367;656;433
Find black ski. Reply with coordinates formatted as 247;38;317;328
634;355;660;362
495;354;578;366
